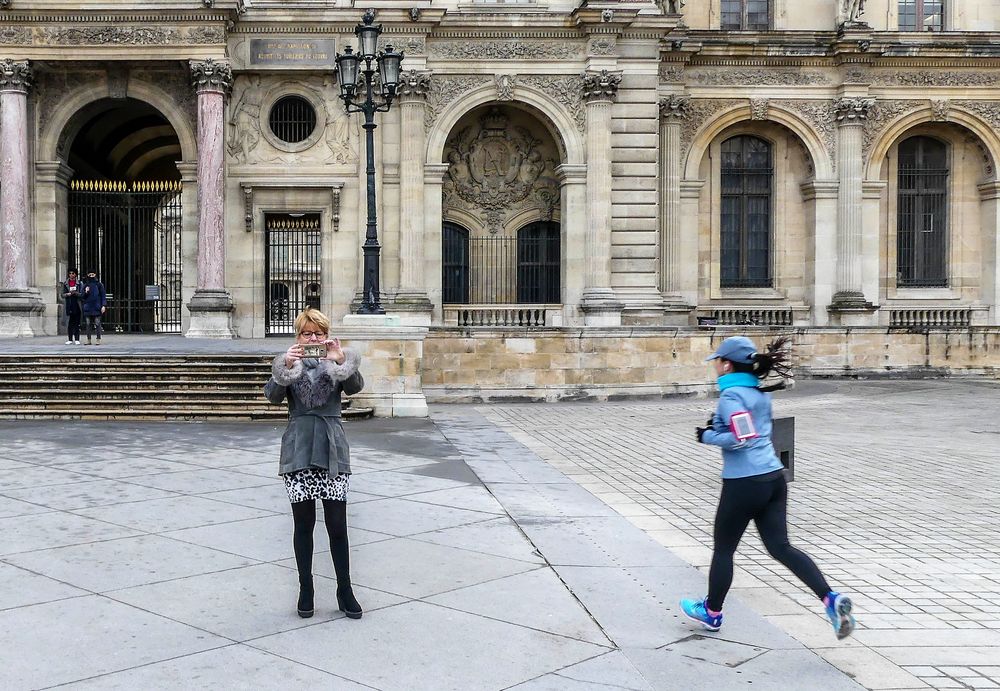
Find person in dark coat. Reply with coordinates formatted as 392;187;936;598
264;308;365;620
61;268;83;345
81;271;106;345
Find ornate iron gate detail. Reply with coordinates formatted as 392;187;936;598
68;180;183;333
265;213;322;335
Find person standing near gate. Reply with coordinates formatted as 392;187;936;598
61;268;83;345
81;271;106;345
680;335;857;641
264;308;366;620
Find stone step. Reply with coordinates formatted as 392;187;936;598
0;405;374;421
0;390;280;401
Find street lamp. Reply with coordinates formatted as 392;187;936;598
335;8;403;315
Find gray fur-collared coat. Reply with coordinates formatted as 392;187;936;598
263;348;364;476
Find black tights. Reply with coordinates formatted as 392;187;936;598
291;499;351;591
706;473;831;612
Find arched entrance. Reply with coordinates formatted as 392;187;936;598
441;105;563;326
64;98;183;333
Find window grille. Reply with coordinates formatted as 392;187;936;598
897;137;948;287
720;136;773;288
268;96;317;144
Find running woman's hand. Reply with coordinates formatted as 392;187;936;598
696;426;710;443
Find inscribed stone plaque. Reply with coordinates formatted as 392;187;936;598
250;38;336;67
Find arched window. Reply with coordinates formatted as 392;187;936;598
721;0;771;30
517;221;560;304
721;136;773;288
897;136;948;287
442;222;470;304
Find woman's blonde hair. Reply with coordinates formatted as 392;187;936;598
294;308;331;335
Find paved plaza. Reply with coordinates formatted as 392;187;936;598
0;379;997;689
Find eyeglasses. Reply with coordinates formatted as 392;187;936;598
299;331;328;339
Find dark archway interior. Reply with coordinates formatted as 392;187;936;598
67;98;181;182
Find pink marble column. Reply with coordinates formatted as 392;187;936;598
191;59;231;292
185;59;235;338
0;60;32;291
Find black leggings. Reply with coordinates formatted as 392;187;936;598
291;499;351;590
707;473;831;612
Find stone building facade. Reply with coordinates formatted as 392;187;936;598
1;0;1000;395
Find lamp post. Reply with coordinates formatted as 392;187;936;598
335;9;403;315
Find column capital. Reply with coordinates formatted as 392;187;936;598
190;59;233;96
834;97;875;124
658;94;689;122
581;70;622;104
0;59;32;94
398;70;432;102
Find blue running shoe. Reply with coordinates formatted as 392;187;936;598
825;592;856;640
680;598;722;632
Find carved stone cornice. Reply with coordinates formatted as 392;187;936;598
398;70;431;102
581;70;622;104
0;59;32;93
658;95;689;121
835;97;875;124
190;58;232;95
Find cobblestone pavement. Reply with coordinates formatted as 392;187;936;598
475;379;1000;691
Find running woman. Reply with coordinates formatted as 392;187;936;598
680;335;856;640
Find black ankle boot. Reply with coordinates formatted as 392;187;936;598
297;584;314;618
337;584;362;619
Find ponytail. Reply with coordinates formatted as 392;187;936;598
731;335;793;389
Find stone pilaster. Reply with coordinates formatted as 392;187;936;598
658;95;693;325
829;96;878;325
0;59;43;337
979;181;1000;325
580;70;623;326
186;59;235;338
391;70;433;324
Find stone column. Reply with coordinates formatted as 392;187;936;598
0;59;43;337
801;180;839;326
580;70;623;326
978;181;1000;325
186;59;235;338
829;97;877;325
557;164;588;326
658;95;693;325
392;70;433;325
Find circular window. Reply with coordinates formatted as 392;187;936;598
268;95;317;144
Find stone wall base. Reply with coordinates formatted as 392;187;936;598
422;326;1000;402
0;288;45;338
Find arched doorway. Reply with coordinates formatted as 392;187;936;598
440;105;563;326
64;98;183;333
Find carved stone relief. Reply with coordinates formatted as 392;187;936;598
931;99;950;122
686;68;832;86
0;27;30;44
443;106;561;235
398;70;432;100
872;71;1000;87
430;40;582;60
581;70;622;103
587;37;616;56
227;74;358;165
658;95;689;121
777;99;838;171
749;98;769;121
862;99;920;156
518;75;585;131
495;74;515;102
659;64;684;83
679;99;741;159
425;75;489;133
41;26;180;45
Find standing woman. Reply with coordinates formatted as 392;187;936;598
81;271;106;345
61;268;83;345
680;335;857;640
264;308;365;619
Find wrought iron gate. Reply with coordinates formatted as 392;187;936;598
68;180;183;333
265;213;322;335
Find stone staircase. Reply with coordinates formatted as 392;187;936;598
0;355;374;421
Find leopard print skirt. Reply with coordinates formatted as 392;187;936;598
283;467;349;503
